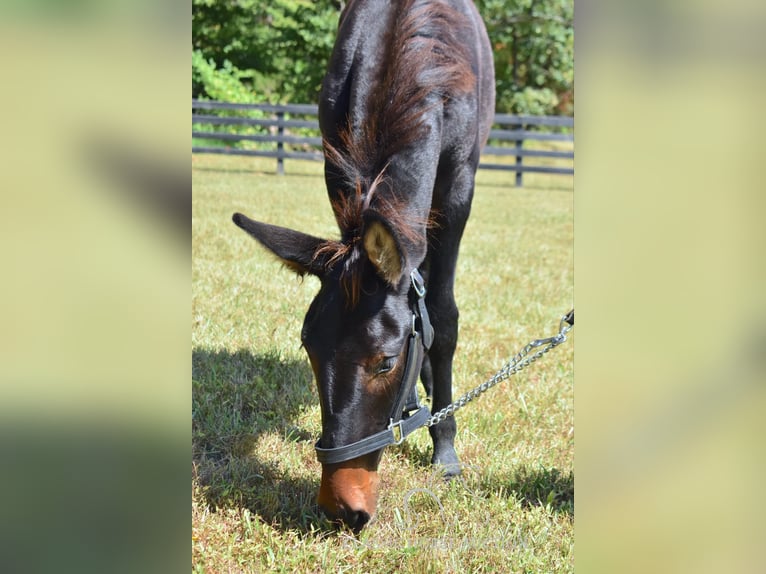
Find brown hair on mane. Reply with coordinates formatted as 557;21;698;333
314;167;435;307
318;0;473;306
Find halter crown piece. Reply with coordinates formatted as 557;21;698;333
314;269;433;464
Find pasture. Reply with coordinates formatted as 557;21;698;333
192;154;573;573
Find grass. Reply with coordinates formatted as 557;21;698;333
192;154;573;573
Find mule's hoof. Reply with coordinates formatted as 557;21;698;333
432;450;461;479
439;463;462;479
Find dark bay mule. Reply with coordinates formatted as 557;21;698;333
233;0;494;532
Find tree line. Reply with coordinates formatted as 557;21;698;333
192;0;573;116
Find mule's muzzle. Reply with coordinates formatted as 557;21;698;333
322;505;371;534
317;460;379;533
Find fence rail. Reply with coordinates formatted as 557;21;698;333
192;100;573;186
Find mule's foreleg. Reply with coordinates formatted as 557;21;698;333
425;292;461;476
423;163;478;477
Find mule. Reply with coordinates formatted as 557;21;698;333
233;0;494;532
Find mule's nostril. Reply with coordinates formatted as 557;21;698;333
346;509;371;532
321;505;371;533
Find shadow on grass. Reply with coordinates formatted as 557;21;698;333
389;434;433;468
192;348;334;535
392;441;572;515
482;465;574;515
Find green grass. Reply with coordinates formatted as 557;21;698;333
192;154;573;573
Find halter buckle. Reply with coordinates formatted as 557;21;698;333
410;269;426;298
388;419;405;445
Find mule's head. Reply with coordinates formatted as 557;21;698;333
233;211;423;532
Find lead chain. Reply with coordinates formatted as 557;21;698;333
424;313;573;427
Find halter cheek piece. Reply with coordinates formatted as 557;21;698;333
314;269;434;465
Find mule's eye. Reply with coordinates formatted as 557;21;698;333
373;356;397;376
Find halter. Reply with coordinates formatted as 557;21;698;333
314;269;433;465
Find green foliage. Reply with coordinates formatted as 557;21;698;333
192;0;338;103
192;0;573;116
477;0;574;115
192;50;259;104
504;86;561;117
192;50;269;151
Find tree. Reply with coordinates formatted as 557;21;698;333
192;0;339;103
477;0;573;115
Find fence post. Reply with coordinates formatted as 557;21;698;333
276;111;285;175
515;137;523;187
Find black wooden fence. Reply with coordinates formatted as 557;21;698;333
192;100;573;187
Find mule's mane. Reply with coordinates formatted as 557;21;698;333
318;0;475;305
327;0;476;186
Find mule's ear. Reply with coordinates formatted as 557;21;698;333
232;212;326;277
363;218;405;286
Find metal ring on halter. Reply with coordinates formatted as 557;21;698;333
410;269;426;298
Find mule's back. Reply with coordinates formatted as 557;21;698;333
319;0;495;217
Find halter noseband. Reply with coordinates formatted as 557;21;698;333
314;269;433;465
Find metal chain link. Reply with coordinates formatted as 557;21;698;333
424;311;573;427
